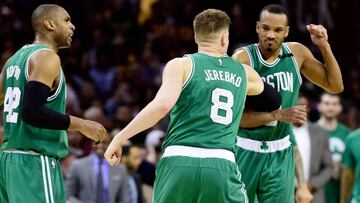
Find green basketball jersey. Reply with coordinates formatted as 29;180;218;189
1;44;68;159
324;122;350;203
342;128;360;202
237;43;302;142
162;53;248;152
326;123;350;161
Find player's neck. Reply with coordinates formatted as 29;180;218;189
258;44;281;61
318;117;339;131
33;35;58;52
198;44;225;57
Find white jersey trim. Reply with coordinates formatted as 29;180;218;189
243;47;254;68
255;44;281;67
283;43;303;85
182;55;195;90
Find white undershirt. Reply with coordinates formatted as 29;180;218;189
294;124;311;181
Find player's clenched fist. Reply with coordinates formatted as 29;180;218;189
307;24;329;48
104;139;123;166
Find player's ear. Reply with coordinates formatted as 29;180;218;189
256;21;260;34
194;33;199;44
285;26;290;38
44;19;55;31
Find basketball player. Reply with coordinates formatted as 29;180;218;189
0;4;106;203
105;9;281;203
232;4;343;203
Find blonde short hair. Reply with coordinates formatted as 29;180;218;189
193;9;230;41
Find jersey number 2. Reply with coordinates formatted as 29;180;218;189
210;88;234;125
4;87;21;123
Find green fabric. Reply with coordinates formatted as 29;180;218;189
0;151;66;203
153;156;248;203
163;53;247;152
324;123;350;203
237;43;302;144
342;128;360;202
1;44;68;159
235;146;295;203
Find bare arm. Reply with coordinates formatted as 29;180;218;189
341;167;355;203
105;57;188;165
294;146;306;185
240;105;307;128
291;24;343;93
295;146;314;203
28;51;106;141
243;64;264;96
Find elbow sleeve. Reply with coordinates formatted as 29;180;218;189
22;81;70;130
245;82;282;112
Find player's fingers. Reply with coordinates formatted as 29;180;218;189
108;154;118;166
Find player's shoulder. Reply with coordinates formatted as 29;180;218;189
30;49;60;66
167;56;191;67
286;42;309;53
232;48;251;65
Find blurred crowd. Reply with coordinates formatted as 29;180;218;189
0;0;359;202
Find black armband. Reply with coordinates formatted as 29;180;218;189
22;81;70;130
245;82;281;112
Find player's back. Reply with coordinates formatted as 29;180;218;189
1;44;68;159
162;53;247;152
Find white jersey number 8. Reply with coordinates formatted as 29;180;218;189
4;87;21;123
210;88;234;125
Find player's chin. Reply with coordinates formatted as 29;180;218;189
59;42;71;49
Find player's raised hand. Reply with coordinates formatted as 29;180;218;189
104;139;122;166
306;24;329;48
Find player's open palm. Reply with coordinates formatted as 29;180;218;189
307;24;329;48
80;120;107;142
104;140;122;166
279;105;307;126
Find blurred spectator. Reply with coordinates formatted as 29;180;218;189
113;105;133;129
122;145;144;203
145;125;165;147
317;93;351;203
78;81;97;110
294;95;333;203
66;83;82;116
105;82;133;117
66;135;129;203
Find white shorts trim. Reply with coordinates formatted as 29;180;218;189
236;135;291;153
162;145;235;163
3;149;40;156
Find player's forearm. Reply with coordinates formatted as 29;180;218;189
341;168;355;203
294;147;306;185
319;43;344;93
112;100;170;145
240;110;279;128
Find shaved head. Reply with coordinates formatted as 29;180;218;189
31;4;63;33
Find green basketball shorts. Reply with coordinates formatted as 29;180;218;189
153;145;248;203
0;150;66;203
